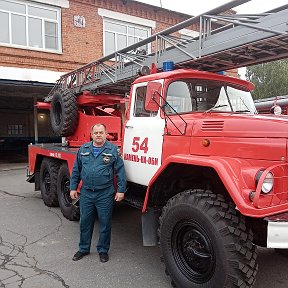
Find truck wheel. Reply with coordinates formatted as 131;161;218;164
40;158;60;207
159;190;258;288
57;163;80;221
50;89;78;136
275;249;288;257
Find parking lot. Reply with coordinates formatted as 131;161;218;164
0;161;288;288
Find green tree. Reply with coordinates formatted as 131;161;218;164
245;60;288;100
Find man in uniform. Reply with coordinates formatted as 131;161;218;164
70;123;126;263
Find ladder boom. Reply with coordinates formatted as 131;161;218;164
46;0;288;101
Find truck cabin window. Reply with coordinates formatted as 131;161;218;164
166;80;256;114
134;86;158;117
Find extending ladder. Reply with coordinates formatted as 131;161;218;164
46;0;288;101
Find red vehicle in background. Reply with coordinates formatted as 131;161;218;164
255;95;288;115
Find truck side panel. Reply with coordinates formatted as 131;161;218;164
143;154;288;218
28;144;77;176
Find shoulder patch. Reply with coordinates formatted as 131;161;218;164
117;147;122;156
102;152;112;164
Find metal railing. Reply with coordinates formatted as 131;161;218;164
46;0;288;101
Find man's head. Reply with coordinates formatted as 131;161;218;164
91;124;107;147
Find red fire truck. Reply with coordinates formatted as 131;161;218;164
255;96;288;115
27;1;288;287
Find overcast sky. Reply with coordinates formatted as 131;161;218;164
137;0;288;16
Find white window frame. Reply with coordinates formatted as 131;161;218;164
0;0;62;53
98;8;155;57
103;18;151;56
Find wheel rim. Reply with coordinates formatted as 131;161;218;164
172;220;215;283
43;168;51;195
60;175;72;207
54;101;62;126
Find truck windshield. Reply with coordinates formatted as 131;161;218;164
165;79;256;114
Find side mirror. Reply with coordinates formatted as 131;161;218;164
270;105;282;115
145;82;162;112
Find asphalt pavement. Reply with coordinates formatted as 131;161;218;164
0;160;288;288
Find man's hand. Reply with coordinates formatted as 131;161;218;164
114;192;124;202
70;190;79;200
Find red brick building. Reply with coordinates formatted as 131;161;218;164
0;0;232;152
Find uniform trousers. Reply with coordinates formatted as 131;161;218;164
79;185;114;254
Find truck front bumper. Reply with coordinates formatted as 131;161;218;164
266;212;288;248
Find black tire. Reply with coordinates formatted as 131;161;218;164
275;248;288;257
57;163;80;221
159;190;258;288
40;158;60;207
50;88;78;136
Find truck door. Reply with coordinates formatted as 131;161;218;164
123;81;165;186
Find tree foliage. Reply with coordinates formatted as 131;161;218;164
245;60;288;100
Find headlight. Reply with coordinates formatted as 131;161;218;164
261;172;274;194
255;170;274;194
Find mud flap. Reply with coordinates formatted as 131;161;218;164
26;171;40;191
141;207;161;246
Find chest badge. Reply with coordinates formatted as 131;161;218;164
102;153;112;164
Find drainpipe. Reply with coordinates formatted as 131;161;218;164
33;96;38;144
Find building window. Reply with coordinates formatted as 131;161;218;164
0;0;61;52
103;18;151;56
8;124;24;135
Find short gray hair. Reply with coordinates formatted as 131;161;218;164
91;123;107;132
